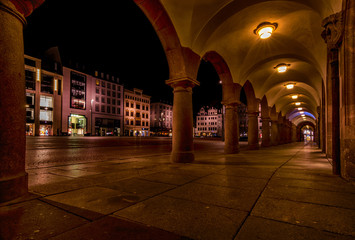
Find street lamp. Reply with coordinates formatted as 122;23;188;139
91;99;94;136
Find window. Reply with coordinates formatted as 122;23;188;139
117;108;121;115
70;71;86;109
40;96;53;108
112;91;116;98
95;96;99;102
112;99;116;105
126;102;129;107
101;89;105;95
96;87;99;94
112;85;116;90
26;93;35;106
25;70;36;90
107;106;110;113
107;83;111;89
95;104;99;112
107;90;111;97
96;79;100;86
136;104;140;110
101;81;105;87
101;97;105;103
126;111;129;116
40;110;52;121
41;74;54;94
107;98;111;104
130;112;133;117
131;103;134;108
101;105;105;113
112;107;116;114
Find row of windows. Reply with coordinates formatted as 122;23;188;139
95;95;121;106
125;119;150;127
197;127;218;131
125;101;149;111
197;116;220;120
197;122;219;126
95;79;122;91
94;105;121;115
125;95;149;103
125;111;149;118
95;87;122;98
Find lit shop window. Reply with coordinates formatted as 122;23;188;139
40;95;53;108
40;109;53;121
70;71;86;109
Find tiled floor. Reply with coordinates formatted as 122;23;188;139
1;142;354;240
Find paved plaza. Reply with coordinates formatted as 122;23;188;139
0;137;354;240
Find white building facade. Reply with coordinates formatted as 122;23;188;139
195;107;223;137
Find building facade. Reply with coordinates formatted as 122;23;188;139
25;55;62;136
91;72;124;136
62;67;93;136
124;88;151;136
150;102;173;136
195;107;223;137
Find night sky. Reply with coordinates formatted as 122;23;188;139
23;0;221;115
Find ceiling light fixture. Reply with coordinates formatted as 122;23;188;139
298;107;303;110
254;22;278;39
292;95;298;99
285;83;295;89
295;102;301;106
301;114;305;117
274;63;291;73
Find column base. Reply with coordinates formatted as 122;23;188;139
171;151;194;163
0;173;28;203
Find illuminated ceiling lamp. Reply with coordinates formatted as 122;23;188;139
298;107;303;110
291;94;298;99
274;63;290;73
285;83;295;89
295;102;301;106
254;22;278;39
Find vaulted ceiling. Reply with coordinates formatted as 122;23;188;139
156;0;342;125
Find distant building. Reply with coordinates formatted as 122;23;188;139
62;67;93;136
150;101;173;136
25;55;62;136
91;71;124;136
238;103;248;138
124;88;151;136
195;107;223;137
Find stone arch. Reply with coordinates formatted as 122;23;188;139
242;80;258;113
202;51;240;103
133;0;200;80
260;95;270;119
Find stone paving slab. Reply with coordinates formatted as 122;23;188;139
115;195;248;240
0;199;88;240
251;197;355;236
262;185;355;209
44;186;135;216
138;172;199;185
164;182;260;211
268;176;355;194
196;174;268;191
235;216;355;240
50;216;190;240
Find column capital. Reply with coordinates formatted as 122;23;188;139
8;0;44;17
166;77;200;89
0;0;26;24
322;11;344;49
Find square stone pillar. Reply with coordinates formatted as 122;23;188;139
247;112;259;150
223;102;240;154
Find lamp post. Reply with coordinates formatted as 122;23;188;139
91;99;94;136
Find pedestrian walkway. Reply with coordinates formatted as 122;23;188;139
1;142;354;239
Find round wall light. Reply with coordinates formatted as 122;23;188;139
254;22;278;39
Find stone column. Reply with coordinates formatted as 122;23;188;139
271;120;279;145
223;102;240;154
166;77;199;163
322;12;343;175
0;0;27;202
341;0;355;180
261;117;271;147
292;124;297;142
247;112;259;150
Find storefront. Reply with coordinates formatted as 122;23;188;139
68;114;87;136
26;124;34;136
39;124;52;136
